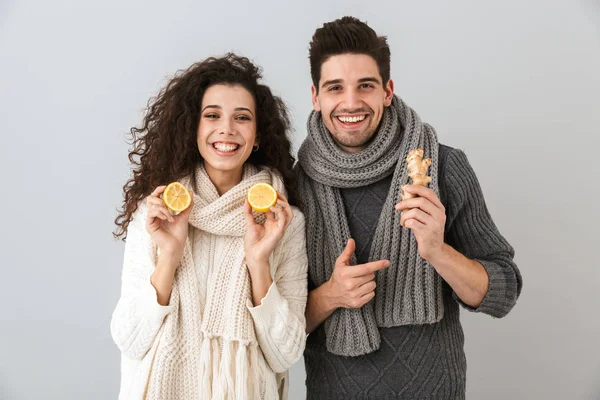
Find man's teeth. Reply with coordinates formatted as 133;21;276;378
213;143;239;152
337;115;366;123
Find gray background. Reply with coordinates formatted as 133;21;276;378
1;0;599;399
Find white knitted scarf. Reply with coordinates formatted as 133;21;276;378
144;163;286;399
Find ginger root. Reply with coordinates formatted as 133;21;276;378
401;148;431;200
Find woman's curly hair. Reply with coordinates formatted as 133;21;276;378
114;53;296;239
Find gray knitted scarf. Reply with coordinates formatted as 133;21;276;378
297;95;444;356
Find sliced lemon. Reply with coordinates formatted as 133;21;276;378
162;182;192;213
247;183;278;213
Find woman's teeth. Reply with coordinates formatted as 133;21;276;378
213;143;239;152
337;115;366;123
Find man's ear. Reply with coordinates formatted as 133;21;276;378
311;85;321;112
383;79;394;106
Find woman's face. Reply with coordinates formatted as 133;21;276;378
197;84;257;185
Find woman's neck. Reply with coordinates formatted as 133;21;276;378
203;164;244;196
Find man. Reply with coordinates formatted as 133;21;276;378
296;16;523;399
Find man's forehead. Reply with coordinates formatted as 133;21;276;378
319;54;382;84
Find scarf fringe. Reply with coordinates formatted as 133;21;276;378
198;335;257;400
248;342;262;399
235;341;248;400
198;334;213;399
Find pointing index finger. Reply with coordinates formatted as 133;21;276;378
350;260;390;277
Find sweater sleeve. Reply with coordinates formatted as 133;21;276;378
443;149;523;318
247;207;308;373
110;203;174;360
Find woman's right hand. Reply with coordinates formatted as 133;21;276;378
145;185;193;260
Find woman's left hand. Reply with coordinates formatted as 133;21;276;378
244;192;294;270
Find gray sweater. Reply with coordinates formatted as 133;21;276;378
303;144;522;399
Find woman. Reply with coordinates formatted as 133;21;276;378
111;53;307;399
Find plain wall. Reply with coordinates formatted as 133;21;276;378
1;0;599;399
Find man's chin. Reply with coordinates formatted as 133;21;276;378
332;137;371;153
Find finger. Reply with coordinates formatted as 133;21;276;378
146;217;159;233
276;199;294;226
400;208;433;227
243;199;257;226
148;207;171;222
350;259;390;277
264;210;279;231
403;185;443;209
404;218;426;231
146;211;165;229
395;197;439;217
354;272;376;286
146;197;174;222
336;238;356;265
360;291;376;305
269;204;287;230
271;201;287;220
357;280;377;297
146;210;168;233
146;196;161;209
147;196;162;206
147;195;165;206
276;191;288;203
151;185;167;197
265;209;277;222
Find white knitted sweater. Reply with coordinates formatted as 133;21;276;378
110;165;308;399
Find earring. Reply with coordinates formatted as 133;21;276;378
253;144;259;152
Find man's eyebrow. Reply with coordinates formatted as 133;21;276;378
358;77;381;85
321;79;343;89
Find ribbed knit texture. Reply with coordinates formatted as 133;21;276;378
297;95;443;356
111;164;308;400
303;144;522;398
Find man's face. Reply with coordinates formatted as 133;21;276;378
312;53;394;153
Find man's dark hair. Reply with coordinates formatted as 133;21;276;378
309;16;391;92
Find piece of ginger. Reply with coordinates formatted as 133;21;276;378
401;148;431;200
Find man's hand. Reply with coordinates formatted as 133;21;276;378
395;184;446;262
305;238;390;333
326;238;390;309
